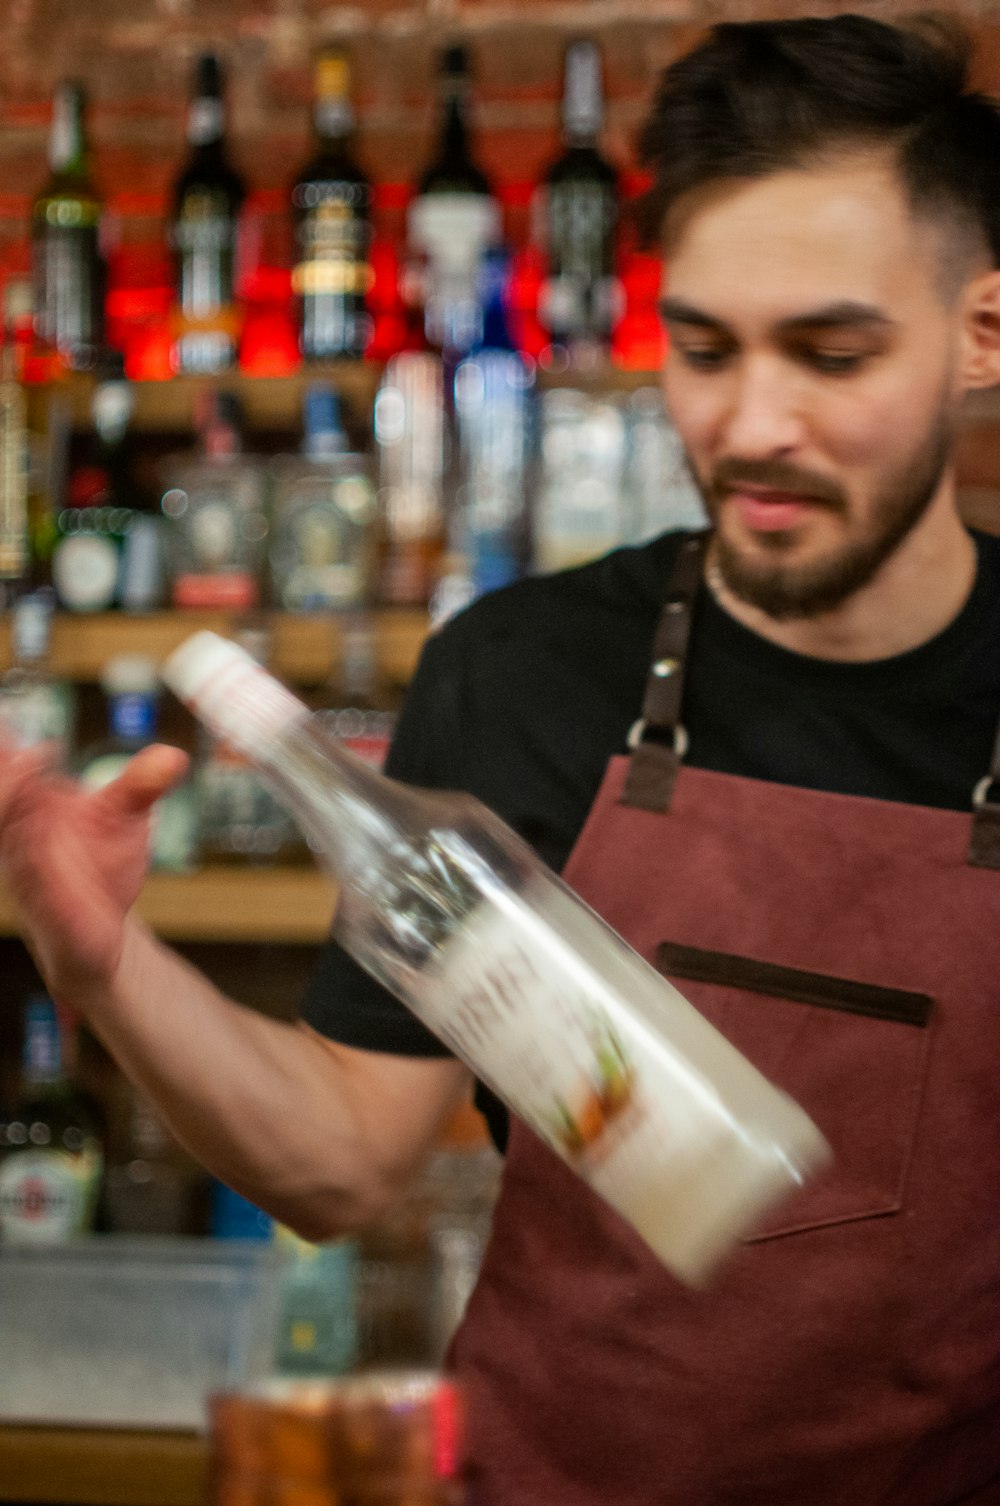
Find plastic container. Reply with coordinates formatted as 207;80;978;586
0;1235;285;1429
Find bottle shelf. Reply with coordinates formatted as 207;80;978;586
0;608;429;687
0;865;336;944
32;362;665;432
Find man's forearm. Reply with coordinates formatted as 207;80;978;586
68;916;468;1239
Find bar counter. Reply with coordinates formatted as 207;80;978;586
0;1427;207;1506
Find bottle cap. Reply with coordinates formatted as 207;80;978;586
162;630;308;759
100;653;158;698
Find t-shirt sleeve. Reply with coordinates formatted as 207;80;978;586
298;628;464;1057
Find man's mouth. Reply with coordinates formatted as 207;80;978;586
725;487;820;532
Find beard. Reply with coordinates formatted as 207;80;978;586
699;410;954;621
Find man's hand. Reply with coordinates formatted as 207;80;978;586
0;742;190;999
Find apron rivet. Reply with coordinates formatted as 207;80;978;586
653;658;679;678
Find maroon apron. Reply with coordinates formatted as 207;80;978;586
450;534;1000;1506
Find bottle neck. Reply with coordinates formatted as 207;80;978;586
561;43;604;148
187;94;226;150
314;93;354;148
49;86;89;178
22;1004;64;1089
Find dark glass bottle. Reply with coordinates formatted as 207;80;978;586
292;50;373;362
31;81;106;373
540;39;619;362
0;997;104;1243
170;54;246;375
407;45;501;358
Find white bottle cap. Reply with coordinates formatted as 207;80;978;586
161;631;308;760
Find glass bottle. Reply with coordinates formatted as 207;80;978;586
104;1082;202;1236
374;352;447;606
161;390;269;611
292;50;373;363
538;39;620;365
194;624;303;866
407;46;501;360
0;589;75;762
164;632;830;1288
170;54;246;375
269;382;377;613
76;653;198;873
0;996;104;1244
0;302;29;602
31;81;106;373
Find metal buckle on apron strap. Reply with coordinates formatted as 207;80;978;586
627;718;690;758
969;775;1000;870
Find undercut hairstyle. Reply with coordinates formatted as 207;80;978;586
637;13;1000;273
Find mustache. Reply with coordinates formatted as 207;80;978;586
709;458;847;511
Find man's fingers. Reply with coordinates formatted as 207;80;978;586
93;744;191;818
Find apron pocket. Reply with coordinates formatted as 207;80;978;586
655;940;933;1240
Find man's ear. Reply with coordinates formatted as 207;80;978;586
960;270;1000;390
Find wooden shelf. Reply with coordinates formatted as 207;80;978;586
33;364;386;432
0;865;336;944
0;608;429;687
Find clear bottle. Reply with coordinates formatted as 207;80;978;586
163;632;830;1287
161;390;269;611
374;352;447;607
77;654;198;873
194;624;303;865
31;81;106;373
0;996;104;1244
0;589;75;762
269;383;377;613
407;46;502;360
537;39;620;365
292;50;373;363
170;54;245;375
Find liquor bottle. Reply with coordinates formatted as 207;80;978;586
452;249;535;599
161;390;269;610
407;46;501;359
532;387;627;573
313;612;396;770
269;383;377;612
77;654;198;873
538;39;620;364
31;81;106;373
194;623;303;865
163;632;829;1287
0;589;75;762
374;353;447;606
0;996;104;1244
51;359;135;614
292;50;373;363
170;54;245;375
104;1082;201;1235
0;302;30;600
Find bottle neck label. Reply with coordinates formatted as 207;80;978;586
188;97;225;146
562;45;603;143
165;635;309;763
314;97;354;140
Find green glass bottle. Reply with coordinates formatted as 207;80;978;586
31;81;106;373
0;997;104;1243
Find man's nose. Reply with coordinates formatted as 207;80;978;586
719;358;806;458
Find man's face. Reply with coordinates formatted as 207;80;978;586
661;154;971;619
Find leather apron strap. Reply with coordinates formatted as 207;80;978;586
621;529;709;814
622;528;1000;869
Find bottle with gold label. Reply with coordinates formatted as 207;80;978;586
170;54;245;375
292;50;373;363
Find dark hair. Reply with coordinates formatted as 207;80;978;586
637;13;1000;267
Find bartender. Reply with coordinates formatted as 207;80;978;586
2;13;1000;1504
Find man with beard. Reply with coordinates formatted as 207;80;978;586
1;13;1000;1504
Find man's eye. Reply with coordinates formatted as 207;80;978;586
807;350;866;374
677;345;730;369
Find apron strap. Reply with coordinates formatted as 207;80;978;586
621;530;710;813
969;721;1000;869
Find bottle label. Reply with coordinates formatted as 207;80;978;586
408;872;827;1282
33;222;103;364
0;1148;99;1242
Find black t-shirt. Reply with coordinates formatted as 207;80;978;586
301;528;1000;1151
